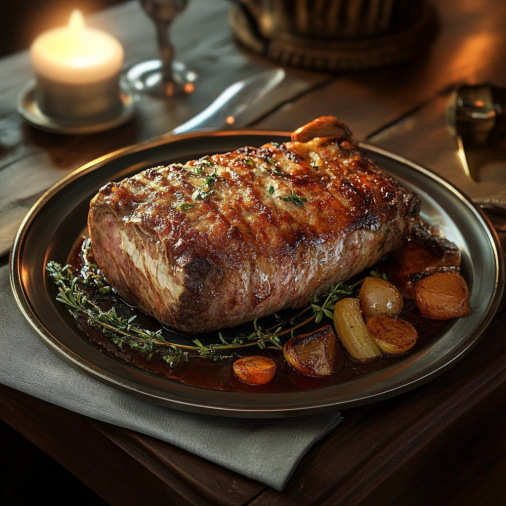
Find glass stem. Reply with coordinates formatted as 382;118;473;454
155;20;175;84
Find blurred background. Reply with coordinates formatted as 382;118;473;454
1;0;126;57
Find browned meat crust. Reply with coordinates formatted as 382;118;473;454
88;117;420;334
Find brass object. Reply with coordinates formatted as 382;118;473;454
446;84;506;182
229;0;438;71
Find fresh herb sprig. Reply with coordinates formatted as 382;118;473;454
46;260;286;366
282;190;307;208
192;168;219;200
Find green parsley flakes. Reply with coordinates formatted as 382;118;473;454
178;203;197;212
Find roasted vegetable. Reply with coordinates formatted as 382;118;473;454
233;356;277;385
359;277;403;321
413;270;470;319
367;315;418;355
334;298;382;361
283;325;338;376
389;223;462;298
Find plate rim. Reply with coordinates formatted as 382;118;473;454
10;129;505;417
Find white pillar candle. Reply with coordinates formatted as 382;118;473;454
30;10;124;122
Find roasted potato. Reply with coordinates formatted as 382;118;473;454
283;325;338;376
334;298;382;361
233;356;277;385
413;270;470;320
367;315;418;355
359;277;404;321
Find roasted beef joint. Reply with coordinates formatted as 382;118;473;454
88;117;420;334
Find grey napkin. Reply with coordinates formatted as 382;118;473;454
0;265;341;491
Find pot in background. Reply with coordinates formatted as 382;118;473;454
229;0;438;71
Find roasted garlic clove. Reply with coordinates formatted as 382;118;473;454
367;315;418;355
413;270;470;320
233;356;277;385
283;325;338;377
359;276;404;321
334;298;382;361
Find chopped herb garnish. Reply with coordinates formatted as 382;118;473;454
268;186;275;194
272;168;285;176
191;165;204;175
204;169;219;186
244;157;253;166
178;203;197;212
268;157;276;165
310;161;319;170
282;190;307;208
200;158;213;166
192;169;218;200
192;188;214;200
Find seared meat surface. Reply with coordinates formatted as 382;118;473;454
88;117;420;334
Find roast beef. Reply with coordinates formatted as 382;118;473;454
88;117;420;334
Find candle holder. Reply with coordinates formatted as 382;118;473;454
17;77;138;135
18;10;139;134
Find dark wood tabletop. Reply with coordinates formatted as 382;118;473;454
2;1;506;504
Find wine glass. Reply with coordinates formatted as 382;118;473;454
127;0;198;97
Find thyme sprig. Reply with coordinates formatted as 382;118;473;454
311;282;354;323
46;260;286;366
282;190;307;208
46;240;367;367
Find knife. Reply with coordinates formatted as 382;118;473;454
446;84;506;182
169;68;285;136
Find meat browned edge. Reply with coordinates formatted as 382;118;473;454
88;117;420;334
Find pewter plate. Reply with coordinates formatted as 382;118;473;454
10;131;504;417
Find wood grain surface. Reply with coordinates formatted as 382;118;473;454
2;0;506;504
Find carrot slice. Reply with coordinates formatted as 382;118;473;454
367;315;418;355
233;356;277;385
414;271;470;320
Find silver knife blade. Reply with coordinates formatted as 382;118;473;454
171;68;285;136
457;135;479;182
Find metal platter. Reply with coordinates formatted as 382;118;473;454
10;130;504;417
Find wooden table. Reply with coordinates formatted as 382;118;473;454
2;1;506;504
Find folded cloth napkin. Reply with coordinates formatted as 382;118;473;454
0;264;341;491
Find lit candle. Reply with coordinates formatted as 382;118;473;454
30;10;124;122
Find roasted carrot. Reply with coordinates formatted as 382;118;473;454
233;356;277;385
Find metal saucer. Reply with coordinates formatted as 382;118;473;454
17;79;139;135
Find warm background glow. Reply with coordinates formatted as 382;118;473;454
0;0;126;58
30;9;123;84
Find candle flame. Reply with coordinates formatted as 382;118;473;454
69;10;85;32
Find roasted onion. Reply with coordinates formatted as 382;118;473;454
413;271;470;320
359;276;404;321
367;315;418;355
334;298;382;361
